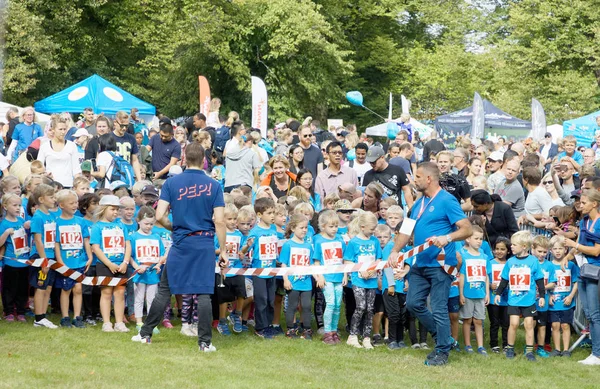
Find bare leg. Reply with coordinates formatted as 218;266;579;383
100;287;113;323
463;318;473;347
113;286;126;323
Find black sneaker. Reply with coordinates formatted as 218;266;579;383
60;317;72;328
255;329;273;340
525;352;536;362
425;351;448;366
491;346;501;354
270;325;284;337
73;316;86;328
372;334;383;346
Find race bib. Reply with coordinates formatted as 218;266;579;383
492;263;504;283
102;228;125;255
44;222;56;249
509;267;531;292
554;269;572;293
321;241;343;266
12;228;29;257
160;235;172;250
277;239;286;256
136;239;160;263
258;235;277;261
290;247;310;267
466;259;487;283
225;235;241;261
59;225;83;250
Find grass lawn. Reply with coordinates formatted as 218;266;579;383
0;311;597;389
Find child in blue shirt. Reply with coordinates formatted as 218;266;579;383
130;206;165;333
458;226;490;355
487;237;510;353
272;203;288;336
0;193;30;322
118;196;137;321
548;236;579;357
314;210;347;344
90;195;132;333
78;192;101;325
494;231;546;361
236;206;256;331
29;184;59;329
532;236;556;358
343;212;382;350
54;190;92;328
281;214;319;340
373;224;392;346
244;198;278;339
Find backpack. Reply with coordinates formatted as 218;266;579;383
106;151;135;188
214;125;230;153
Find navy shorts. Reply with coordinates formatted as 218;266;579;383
374;293;384;313
55;267;86;291
448;296;460;313
549;308;575;324
508;304;537;318
29;262;56;290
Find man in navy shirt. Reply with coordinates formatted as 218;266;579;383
112;111;142;181
389;162;472;366
147;123;181;180
133;143;228;352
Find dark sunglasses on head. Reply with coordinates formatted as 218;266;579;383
337;209;354;214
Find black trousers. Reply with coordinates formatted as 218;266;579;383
83;266;101;319
313;283;325;328
487;304;509;348
252;276;275;332
287;290;312;329
2;266;29;315
382;291;407;343
343;286;355;329
141;266;212;345
408;310;428;344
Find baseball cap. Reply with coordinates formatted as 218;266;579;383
110;180;128;192
544;132;552;138
73;128;90;138
80;160;92;172
487;151;504;162
99;195;123;207
570;190;581;199
366;145;385;163
159;116;172;125
141;185;159;198
334;199;355;212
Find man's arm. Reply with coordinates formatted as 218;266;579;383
154;157;179;180
155;199;172;231
214;206;228;267
430;218;473;248
402;185;414;208
131;154;142;182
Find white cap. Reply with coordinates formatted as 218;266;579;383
168;165;183;177
98;195;123;207
73;128;90;138
109;180;128;191
488;151;504;162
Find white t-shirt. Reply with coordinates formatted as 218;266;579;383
37;140;82;187
0;152;9;172
525;185;554;216
96;151;116;188
351;161;372;186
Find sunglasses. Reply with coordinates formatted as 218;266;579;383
337;209;354;214
542;181;553;185
329;150;343;155
475;152;483;156
302;134;311;138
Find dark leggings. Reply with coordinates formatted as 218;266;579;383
83;266;101;319
487;304;509;348
2;266;29;315
350;286;376;338
407;310;428;344
313;285;325;328
383;291;407;343
343;286;356;328
286;290;312;329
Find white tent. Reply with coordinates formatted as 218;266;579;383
365;117;434;139
0;101;52;128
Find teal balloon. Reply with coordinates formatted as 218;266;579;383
346;91;363;107
387;121;398;140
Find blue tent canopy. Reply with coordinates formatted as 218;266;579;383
34;74;155;116
563;110;600;147
434;99;531;135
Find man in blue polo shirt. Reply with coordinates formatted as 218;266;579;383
147;123;181;180
133;143;228;352
389;162;472;366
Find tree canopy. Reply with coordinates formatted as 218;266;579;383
2;0;599;129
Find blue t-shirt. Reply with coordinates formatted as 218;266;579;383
456;240;493;263
90;221;130;265
488;259;508;306
343;236;382;289
412;190;465;267
313;234;345;283
336;226;350;245
131;231;165;285
159;169;224;243
578;216;600;265
111;131;139;164
30;209;58;259
310;193;322;213
118;219;138;237
249;224;278;278
459;248;489;299
0;217;30;267
20;197;29;221
56;216;90;269
557;151;584;167
152;226;172;251
382;240;406;292
500;255;544;307
148;135;181;173
215;230;245;274
549;261;580;312
12;122;43;159
280;239;314;291
536;259;557;312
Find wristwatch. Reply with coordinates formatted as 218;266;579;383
446;234;453;243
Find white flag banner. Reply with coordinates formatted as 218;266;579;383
531;98;547;141
401;94;411;114
251;76;268;138
471;92;484;139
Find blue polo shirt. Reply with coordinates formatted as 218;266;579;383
159;169;224;243
148;134;181;173
412;190;465;267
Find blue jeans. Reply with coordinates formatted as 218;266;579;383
323;282;343;333
406;265;452;354
580;277;600;357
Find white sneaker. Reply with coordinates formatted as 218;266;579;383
33;318;58;329
420;342;430;350
199;342;217;352
191;323;198;336
114;322;130;332
579;354;600;365
362;337;374;350
346;335;363;348
181;323;196;337
247;319;255;327
102;322;114;332
411;343;421;349
131;333;151;344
